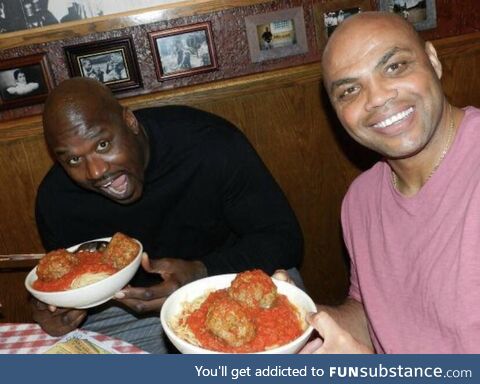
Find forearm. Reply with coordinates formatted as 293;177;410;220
317;298;373;349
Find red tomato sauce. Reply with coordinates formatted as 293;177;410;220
186;289;303;353
33;251;117;292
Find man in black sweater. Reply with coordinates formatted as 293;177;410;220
33;78;303;352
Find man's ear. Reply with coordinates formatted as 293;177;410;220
425;41;442;79
123;107;140;134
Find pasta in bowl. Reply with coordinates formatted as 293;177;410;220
25;233;142;309
161;270;316;354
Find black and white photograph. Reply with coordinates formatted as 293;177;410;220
0;0;179;34
149;22;218;81
245;7;308;63
64;37;142;92
378;0;437;31
0;53;54;110
78;50;129;84
1;0;90;33
313;0;372;50
323;7;362;37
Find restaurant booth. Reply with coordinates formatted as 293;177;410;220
1;0;480;328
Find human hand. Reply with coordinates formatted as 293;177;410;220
31;298;87;337
114;253;207;314
299;311;373;354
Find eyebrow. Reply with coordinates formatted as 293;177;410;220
375;47;403;70
54;128;104;156
329;46;408;94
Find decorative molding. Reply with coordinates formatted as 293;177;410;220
0;0;268;50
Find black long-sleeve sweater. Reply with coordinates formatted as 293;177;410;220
36;106;303;286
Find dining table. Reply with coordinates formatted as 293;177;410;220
0;323;146;354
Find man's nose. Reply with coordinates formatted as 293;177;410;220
364;80;398;111
86;156;108;180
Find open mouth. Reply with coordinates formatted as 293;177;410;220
99;174;129;198
373;107;414;129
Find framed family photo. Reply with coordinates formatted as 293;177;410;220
64;36;142;92
313;0;372;50
245;7;308;63
377;0;437;31
148;22;218;81
0;53;54;110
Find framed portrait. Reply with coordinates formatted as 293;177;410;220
64;36;142;92
0;0;174;34
0;53;54;110
148;22;218;81
313;0;372;50
245;7;308;63
377;0;437;31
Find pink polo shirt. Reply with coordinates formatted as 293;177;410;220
342;107;480;353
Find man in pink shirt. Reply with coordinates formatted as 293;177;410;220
280;11;479;353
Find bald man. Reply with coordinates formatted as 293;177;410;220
289;11;479;353
34;78;303;353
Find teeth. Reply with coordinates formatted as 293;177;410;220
374;107;414;128
102;181;112;188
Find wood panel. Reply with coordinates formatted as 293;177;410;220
0;260;37;323
1;31;480;323
0;0;268;50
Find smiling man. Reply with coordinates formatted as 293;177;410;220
295;12;480;353
34;77;303;353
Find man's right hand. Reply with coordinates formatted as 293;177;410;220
31;298;87;336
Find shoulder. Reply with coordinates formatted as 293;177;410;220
344;161;387;206
462;106;480;125
134;106;237;129
135;106;246;148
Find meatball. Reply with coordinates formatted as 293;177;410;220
228;269;277;309
36;249;78;282
205;294;256;347
102;232;140;269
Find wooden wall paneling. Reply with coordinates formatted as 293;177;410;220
0;268;33;323
0;138;46;254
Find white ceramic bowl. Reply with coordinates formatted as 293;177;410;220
161;273;316;354
25;236;143;309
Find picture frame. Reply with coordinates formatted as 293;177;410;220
64;36;142;92
0;53;54;110
313;0;372;51
245;6;308;63
377;0;437;31
0;1;269;51
148;21;218;81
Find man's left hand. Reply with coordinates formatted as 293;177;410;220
113;253;207;314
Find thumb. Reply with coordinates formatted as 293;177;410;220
141;256;174;280
308;311;339;340
140;252;153;272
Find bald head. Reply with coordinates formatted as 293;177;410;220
41;77;149;204
323;12;424;79
43;77;123;145
318;10;447;162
